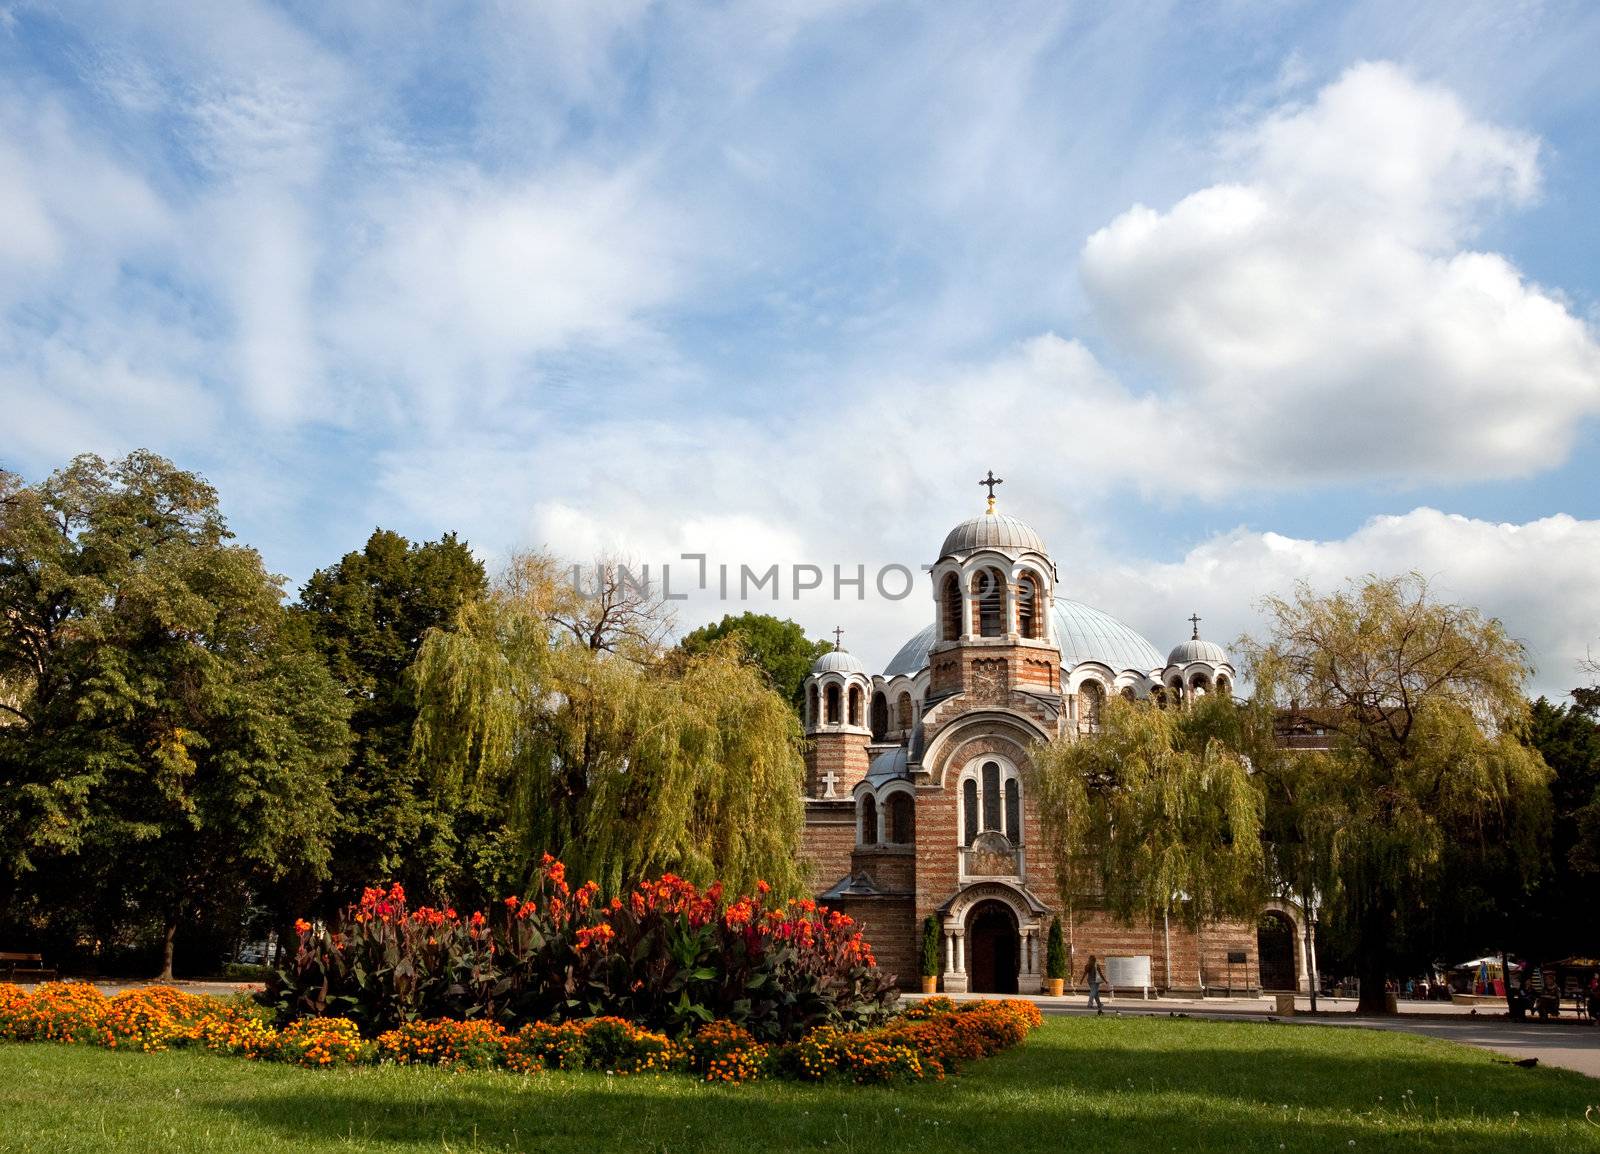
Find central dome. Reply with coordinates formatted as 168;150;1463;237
883;599;1162;678
939;511;1048;559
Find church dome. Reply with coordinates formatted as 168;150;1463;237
939;512;1048;559
811;649;866;676
1166;637;1229;667
883;599;1162;678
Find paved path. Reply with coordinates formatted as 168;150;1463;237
918;991;1600;1079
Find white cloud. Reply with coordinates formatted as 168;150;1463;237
1081;61;1600;488
1077;508;1600;701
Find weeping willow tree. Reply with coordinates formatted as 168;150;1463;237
1032;693;1265;990
410;552;806;899
1243;574;1551;1014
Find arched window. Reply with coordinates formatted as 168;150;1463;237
1190;672;1211;697
808;683;820;727
859;794;878;846
870;692;888;739
1079;679;1104;724
973;567;1005;637
825;683;841;725
959;759;1024;845
897;692;914;731
886;792;915;844
1152;685;1167;709
848;685;863;726
941;573;963;640
1017;572;1041;639
1121;686;1136;702
1216;674;1232;698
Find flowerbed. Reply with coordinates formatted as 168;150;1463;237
0;982;1040;1084
264;859;899;1041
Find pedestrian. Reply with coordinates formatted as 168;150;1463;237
1084;954;1107;1013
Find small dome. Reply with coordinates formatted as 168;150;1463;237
811;649;866;676
939;511;1048;559
1166;637;1229;667
866;746;910;785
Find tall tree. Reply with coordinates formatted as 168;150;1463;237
1242;574;1551;1013
677;612;832;711
411;552;806;899
1032;693;1265;989
1519;696;1600;956
296;528;485;906
0;453;349;977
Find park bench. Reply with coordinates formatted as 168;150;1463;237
0;951;57;981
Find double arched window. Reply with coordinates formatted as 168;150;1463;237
859;794;878;846
941;573;963;641
1079;679;1105;724
960;760;1022;846
869;692;888;739
972;568;1006;637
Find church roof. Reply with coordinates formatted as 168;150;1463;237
939;511;1048;559
1166;637;1229;667
883;599;1163;678
810;649;866;676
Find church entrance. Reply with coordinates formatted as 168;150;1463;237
1257;911;1296;991
967;900;1019;994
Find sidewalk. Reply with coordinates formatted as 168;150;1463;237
912;990;1600;1078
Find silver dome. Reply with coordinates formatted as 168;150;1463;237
865;746;911;785
1166;637;1229;667
811;649;867;676
882;599;1162;678
939;512;1048;559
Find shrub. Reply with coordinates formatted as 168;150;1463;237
1046;916;1068;981
505;1021;589;1072
0;981;1041;1086
0;981;108;1044
377;1019;509;1069
274;1017;373;1067
920;915;940;979
263;861;900;1040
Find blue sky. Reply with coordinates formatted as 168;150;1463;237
3;1;1600;696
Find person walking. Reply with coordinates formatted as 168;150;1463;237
1084;954;1107;1013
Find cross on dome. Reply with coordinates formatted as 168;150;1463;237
1188;612;1202;640
978;470;1003;513
832;625;845;649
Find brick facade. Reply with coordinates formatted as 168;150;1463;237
799;502;1281;995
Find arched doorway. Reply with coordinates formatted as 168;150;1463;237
967;900;1019;994
1257;911;1296;991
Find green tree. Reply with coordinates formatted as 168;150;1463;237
296;528;486;906
1243;574;1551;1013
0;453;349;978
678;612;832;711
1032;693;1265;991
411;553;806;899
1518;696;1600;956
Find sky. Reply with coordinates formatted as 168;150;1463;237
3;1;1600;698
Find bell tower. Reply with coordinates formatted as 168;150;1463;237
800;634;873;799
926;475;1060;701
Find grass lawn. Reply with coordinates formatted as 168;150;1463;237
2;1016;1598;1153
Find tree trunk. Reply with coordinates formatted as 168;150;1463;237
158;918;178;982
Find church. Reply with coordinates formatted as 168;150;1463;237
800;478;1309;995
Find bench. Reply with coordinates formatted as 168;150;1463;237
0;951;58;981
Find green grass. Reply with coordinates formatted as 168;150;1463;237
2;1017;1598;1153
